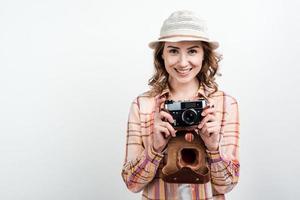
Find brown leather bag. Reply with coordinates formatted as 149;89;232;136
160;131;210;184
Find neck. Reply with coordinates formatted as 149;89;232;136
168;78;200;101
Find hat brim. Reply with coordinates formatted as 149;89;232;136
148;36;219;50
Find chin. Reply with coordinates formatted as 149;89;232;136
175;76;196;84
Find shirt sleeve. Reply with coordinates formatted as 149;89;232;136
207;95;240;195
121;98;164;193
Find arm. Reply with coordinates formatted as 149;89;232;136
121;98;163;193
207;95;240;194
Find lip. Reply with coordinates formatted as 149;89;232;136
175;68;192;76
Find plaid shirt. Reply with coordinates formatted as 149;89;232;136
122;86;240;200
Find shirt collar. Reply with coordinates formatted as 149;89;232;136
159;83;210;100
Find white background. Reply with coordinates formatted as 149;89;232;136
1;0;299;199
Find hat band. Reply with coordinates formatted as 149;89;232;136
159;34;209;41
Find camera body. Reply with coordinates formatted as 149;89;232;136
164;98;207;130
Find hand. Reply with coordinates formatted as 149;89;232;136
197;104;221;151
152;96;177;153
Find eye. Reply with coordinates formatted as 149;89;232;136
168;49;179;54
188;49;197;55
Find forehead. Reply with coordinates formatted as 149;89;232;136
164;41;202;48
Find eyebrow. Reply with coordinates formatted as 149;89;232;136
166;46;180;49
166;45;201;50
187;45;201;50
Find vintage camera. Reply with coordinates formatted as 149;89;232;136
164;99;207;129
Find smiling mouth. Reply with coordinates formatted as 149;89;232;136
175;67;192;75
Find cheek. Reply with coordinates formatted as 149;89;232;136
191;57;204;67
164;58;178;70
191;59;203;74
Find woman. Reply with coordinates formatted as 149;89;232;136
122;10;240;200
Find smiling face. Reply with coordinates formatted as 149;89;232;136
162;41;204;86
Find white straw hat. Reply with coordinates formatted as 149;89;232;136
149;10;219;49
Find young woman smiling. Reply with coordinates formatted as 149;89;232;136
122;10;240;200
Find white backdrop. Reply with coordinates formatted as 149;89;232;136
1;0;300;199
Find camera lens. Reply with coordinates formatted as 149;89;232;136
182;109;197;125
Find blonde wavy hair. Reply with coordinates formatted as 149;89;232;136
147;41;222;97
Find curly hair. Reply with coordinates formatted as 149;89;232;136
147;41;222;97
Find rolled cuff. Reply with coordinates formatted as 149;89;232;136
146;145;164;166
206;150;223;164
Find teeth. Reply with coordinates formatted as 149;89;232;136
176;68;191;73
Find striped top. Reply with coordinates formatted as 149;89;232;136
121;86;240;200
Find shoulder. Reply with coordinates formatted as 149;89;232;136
208;90;238;106
131;91;156;113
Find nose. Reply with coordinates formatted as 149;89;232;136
179;54;189;67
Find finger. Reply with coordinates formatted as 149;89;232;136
161;121;177;137
159;110;174;123
204;121;219;128
207;103;215;109
154;125;170;138
206;126;217;135
201;126;219;137
155;96;166;113
198;129;209;141
201;106;216;117
160;126;171;139
198;114;216;129
202;102;214;109
200;125;208;136
199;126;211;137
